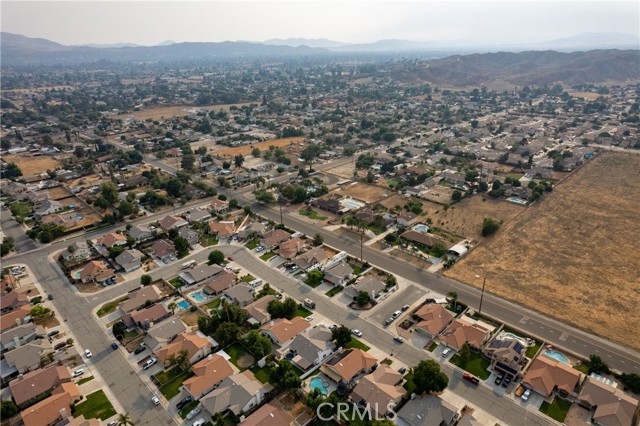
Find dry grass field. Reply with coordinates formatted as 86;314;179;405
3;155;62;176
446;152;640;350
212;137;304;157
568;91;609;100
324;161;356;179
1;85;75;94
332;182;390;203
115;102;253;121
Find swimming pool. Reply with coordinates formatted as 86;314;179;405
413;224;429;233
190;291;205;303
507;197;528;205
177;300;190;309
543;350;570;364
310;377;329;396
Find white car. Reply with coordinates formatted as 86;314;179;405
143;357;158;370
84;349;92;358
72;368;84;378
442;348;452;356
352;329;363;337
521;388;531;401
305;315;313;322
151;396;161;406
107;421;118;426
186;407;201;420
192;419;206;426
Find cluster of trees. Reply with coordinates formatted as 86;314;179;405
0;163;23;179
528;180;553;202
198;300;248;347
243;330;272;359
28;223;66;243
305;270;324;287
481;217;501;237
266;297;299;320
1;237;15;257
255;190;275;204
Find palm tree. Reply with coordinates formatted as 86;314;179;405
117;412;135;426
168;302;177;314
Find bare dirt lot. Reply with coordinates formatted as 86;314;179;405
332;182;390;203
212;137;304;157
568;91;610;100
3;155;62;176
115;102;253;121
446;153;640;350
324;161;356;180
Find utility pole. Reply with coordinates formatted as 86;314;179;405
478;276;486;314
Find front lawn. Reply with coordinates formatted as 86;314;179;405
349;264;364;275
260;251;276;261
403;372;416;394
251;366;271;384
73;390;116;420
9;203;32;221
449;351;491;380
226;342;255;371
574;363;590;374
77;376;95;385
539;398;572;422
526;341;542;359
96;297;128;317
202;236;218;246
206;298;221;310
293;306;313;318
325;285;344;297
157;370;193;400
428;342;438;352
241;274;255;283
169;277;184;288
346;337;370;352
245;239;259;250
298;208;327;221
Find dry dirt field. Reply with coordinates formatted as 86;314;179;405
115;102;253;121
332;182;390;203
212;137;304;157
446;152;640;350
1;85;75;94
3;154;62;176
568;91;610;100
324;161;357;180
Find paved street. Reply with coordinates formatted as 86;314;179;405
0;209;37;252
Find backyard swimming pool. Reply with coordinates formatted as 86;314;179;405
309;377;329;396
339;198;365;210
543;350;570;364
413;224;429;233
190;291;206;303
177;300;190;309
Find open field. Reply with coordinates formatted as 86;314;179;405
46;186;74;200
446;153;640;350
428;196;525;240
115;102;253;121
1;85;75;94
568;91;609;100
324;161;356;179
3;154;62;176
332;182;390;203
212;136;304;157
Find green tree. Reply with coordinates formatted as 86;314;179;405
482;217;501;236
620;372;640;394
588;354;610;374
252;147;261;157
100;181;119;204
244;330;273;359
355;291;371;306
1;237;15;257
234;154;244;167
306;270;324;287
1;400;18;419
331;325;352;348
168;302;177;314
165;177;185;198
270;359;301;392
94;196;110;210
173;237;190;257
451;190;462;202
255;190;275;204
313;233;324;247
118;200;136;217
140;274;152;286
458;342;471;365
412;360;449;394
215;322;240;346
116;412;135;426
30;305;50;318
112;321;127;341
208;250;225;265
181;154;196;172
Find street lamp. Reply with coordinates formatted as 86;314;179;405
475;274;487;314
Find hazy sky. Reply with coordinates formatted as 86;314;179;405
1;1;638;46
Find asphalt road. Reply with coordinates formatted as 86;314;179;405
0;209;38;253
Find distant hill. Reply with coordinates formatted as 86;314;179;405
0;32;327;66
536;32;640;50
263;38;346;48
391;50;640;86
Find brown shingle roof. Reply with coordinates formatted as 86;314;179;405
20;382;80;426
351;364;404;416
10;365;71;406
182;354;235;398
323;349;378;382
260;317;310;346
154;331;213;364
523;355;582;396
579;377;639;426
414;304;454;337
97;232;127;247
240;403;294;426
440;317;492;350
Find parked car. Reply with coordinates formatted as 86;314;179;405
393;336;404;343
329;324;337;331
502;376;512;387
186;407;201;420
143;357;158;370
391;310;401;319
54;342;66;350
192;419;206;426
494;374;504;385
72;368;84;378
152;396;161;406
521;388;531;401
111;342;118;350
401;304;410;311
227;256;234;261
47;330;60;337
47;294;54;301
289;265;299;272
397;367;407;374
462;372;480;385
442;348;451;356
352;329;363;337
176;396;193;410
134;344;146;355
107;421;118;426
84;349;92;358
305;315;313;322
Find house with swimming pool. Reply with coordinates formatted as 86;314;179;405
439;315;493;351
482;337;528;380
522;355;583;398
321;348;378;386
278;324;336;373
350;364;405;417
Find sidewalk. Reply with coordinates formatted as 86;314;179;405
441;388;508;426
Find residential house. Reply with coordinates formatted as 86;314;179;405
482;338;528;379
281;324;336;372
182;354;235;400
178;226;200;248
179;264;222;286
59;241;93;264
210;198;229;213
0;291;29;312
41;214;78;230
396;395;460;426
260;229;291;249
97;232;127;249
201;370;271;417
121;285;162;313
187;209;212;223
238;222;266;240
0;305;32;332
577;376;639;426
243;295;275;325
223;285;254;307
158;215;189;231
123;304;170;329
78;260;114;284
144;317;187;351
413;304;455;339
293;247;328;271
127;224;154;243
323;262;353;286
523;355;583;397
9;364;71;407
2;181;28;198
1;274;16;294
311;198;341;214
154;331;217;366
115;249;144;272
351;364;404;417
148;239;176;262
20;382;81;426
397;211;417;227
277;237;307;260
400;230;454;250
322;348;378;385
0;323;44;351
202;271;237;296
4;339;53;375
34;200;63;218
439;316;493;351
260;317;310;348
208;221;235;239
344;276;386;301
240;403;294;426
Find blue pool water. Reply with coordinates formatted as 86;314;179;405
543;350;570;364
191;291;205;302
310;377;329;395
71;215;83;220
177;300;190;309
413;224;429;233
341;200;363;210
